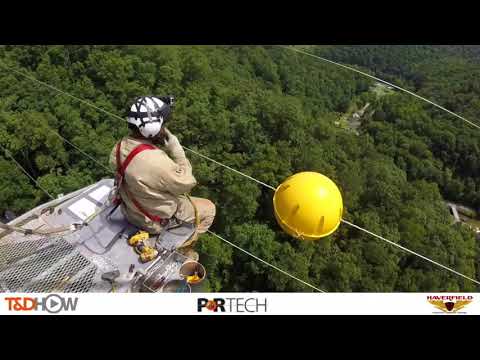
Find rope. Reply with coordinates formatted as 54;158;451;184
341;219;480;286
280;46;480;131
0;222;77;236
207;230;326;292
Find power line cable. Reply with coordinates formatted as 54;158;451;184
0;61;318;292
50;131;113;174
0;60;126;123
0;61;114;174
0;143;55;200
341;219;480;286
207;230;326;292
183;146;277;191
0;60;271;188
280;46;480;131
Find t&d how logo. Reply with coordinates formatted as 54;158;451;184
427;295;473;314
197;297;267;313
5;294;79;314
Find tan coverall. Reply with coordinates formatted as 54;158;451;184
109;136;216;248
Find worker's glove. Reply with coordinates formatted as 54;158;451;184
163;128;185;159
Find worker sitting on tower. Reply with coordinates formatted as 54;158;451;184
109;95;216;261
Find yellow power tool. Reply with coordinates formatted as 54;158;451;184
128;231;158;263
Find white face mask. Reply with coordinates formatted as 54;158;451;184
127;96;168;138
139;120;163;138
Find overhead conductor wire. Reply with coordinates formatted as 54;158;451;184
0;143;55;200
0;61;114;174
280;45;480;286
280;46;480;131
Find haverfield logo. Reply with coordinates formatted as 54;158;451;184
197;297;267;313
427;295;473;314
5;294;79;314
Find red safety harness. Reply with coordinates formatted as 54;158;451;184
115;140;168;226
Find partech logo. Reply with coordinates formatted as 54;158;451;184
197;297;267;313
427;295;473;314
5;294;79;314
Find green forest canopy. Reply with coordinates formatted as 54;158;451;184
0;45;479;292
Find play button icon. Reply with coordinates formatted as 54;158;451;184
44;294;63;314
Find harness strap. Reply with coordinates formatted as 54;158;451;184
117;142;156;177
124;186;166;224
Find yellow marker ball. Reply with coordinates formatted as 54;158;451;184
273;172;343;240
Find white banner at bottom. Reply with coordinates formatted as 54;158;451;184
0;293;478;315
